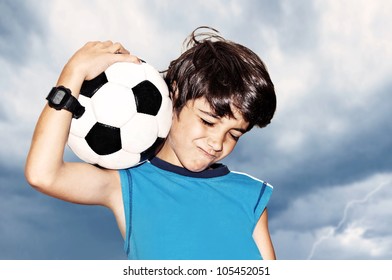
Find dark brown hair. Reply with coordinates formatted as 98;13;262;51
164;26;276;130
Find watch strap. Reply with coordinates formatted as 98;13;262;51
64;94;85;119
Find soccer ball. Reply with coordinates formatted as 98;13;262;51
67;61;172;169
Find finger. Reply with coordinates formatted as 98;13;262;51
109;42;128;54
116;46;130;55
101;40;114;47
112;53;142;64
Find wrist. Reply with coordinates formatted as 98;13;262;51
46;86;85;119
56;63;85;97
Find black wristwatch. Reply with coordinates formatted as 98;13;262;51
46;86;85;119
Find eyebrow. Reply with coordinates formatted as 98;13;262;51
198;109;247;134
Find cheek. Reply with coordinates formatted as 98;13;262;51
169;115;198;145
176;119;205;139
219;139;237;159
226;141;237;153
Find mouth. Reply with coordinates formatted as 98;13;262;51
198;147;216;159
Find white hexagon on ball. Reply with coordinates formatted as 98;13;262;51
91;82;137;128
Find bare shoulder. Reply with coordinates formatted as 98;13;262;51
27;161;122;209
26;159;126;236
60;162;122;208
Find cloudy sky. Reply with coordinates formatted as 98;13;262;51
1;0;391;260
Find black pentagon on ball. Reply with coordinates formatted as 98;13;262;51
85;122;121;155
80;72;109;98
132;80;162;116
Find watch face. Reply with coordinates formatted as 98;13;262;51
52;89;66;105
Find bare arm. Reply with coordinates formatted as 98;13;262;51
253;208;276;260
25;41;140;209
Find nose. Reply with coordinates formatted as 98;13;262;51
207;134;223;152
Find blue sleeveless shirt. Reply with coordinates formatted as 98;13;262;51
119;157;273;260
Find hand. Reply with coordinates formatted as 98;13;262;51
64;41;140;81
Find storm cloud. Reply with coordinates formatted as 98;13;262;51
1;0;391;259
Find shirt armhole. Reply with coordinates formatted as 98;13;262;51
119;169;133;256
254;182;273;223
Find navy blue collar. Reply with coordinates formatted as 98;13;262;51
150;157;230;178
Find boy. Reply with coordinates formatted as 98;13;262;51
25;27;277;260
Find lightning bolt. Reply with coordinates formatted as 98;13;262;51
307;180;390;260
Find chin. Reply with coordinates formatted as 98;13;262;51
185;165;206;173
183;161;210;173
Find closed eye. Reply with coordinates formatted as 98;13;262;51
201;118;242;141
230;133;240;141
201;118;215;127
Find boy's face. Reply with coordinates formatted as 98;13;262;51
157;97;249;172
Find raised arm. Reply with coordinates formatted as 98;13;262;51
25;41;140;209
